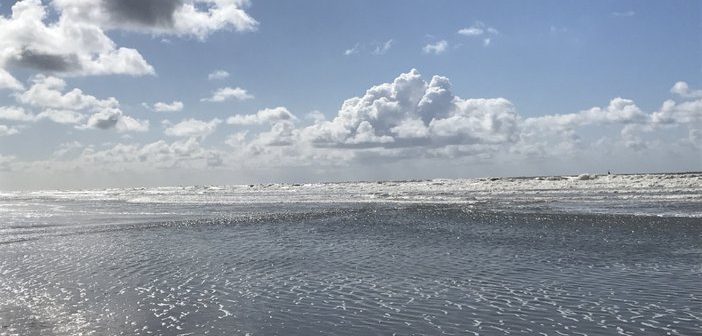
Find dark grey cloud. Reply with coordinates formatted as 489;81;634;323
93;119;119;129
104;0;183;28
11;49;81;72
90;112;121;129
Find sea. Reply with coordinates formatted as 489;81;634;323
0;173;700;335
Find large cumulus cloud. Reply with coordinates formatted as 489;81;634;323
2;70;700;185
0;0;257;89
226;70;702;167
0;0;154;80
54;0;258;38
300;69;520;149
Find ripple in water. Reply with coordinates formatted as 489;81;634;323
0;204;700;335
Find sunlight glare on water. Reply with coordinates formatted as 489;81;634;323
0;175;701;335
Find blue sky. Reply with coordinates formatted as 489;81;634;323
0;0;700;188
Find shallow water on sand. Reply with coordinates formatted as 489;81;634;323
0;199;700;335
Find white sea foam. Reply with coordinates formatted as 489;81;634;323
1;173;700;217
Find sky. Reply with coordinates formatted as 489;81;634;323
0;0;700;189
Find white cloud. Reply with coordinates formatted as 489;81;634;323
0;106;35;122
516;88;702;157
345;121;394;145
344;43;361;56
299;69;519;149
390;118;429;139
62;137;225;171
202;87;254;102
458;22;499;36
116;115;150;133
306;110;326;122
52;141;84;158
225;131;248;147
255;120;299;146
458;21;499;47
17;75;119;110
0;125;20;136
429;97;518;144
458;27;483;36
0;69;24;91
153;101;184;112
671;81;702;99
3;69;701;185
651;98;702;125
227;107;297;125
345;40;394;56
219;70;702;167
371;39;394;55
524;97;647;130
208;70;230;80
515;97;654;156
11;75;148;131
423;40;448;55
36;109;86;124
53;0;258;39
0;0;154;84
0;0;258;89
165;118;221;138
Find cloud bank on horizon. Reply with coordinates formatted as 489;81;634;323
0;0;699;188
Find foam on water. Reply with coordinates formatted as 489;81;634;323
2;173;701;217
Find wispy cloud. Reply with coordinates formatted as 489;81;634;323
457;21;499;47
208;70;230;80
152;101;184;112
458;21;499;36
344;39;395;56
371;39;394;55
344;43;361;56
422;40;448;55
201;87;254;103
